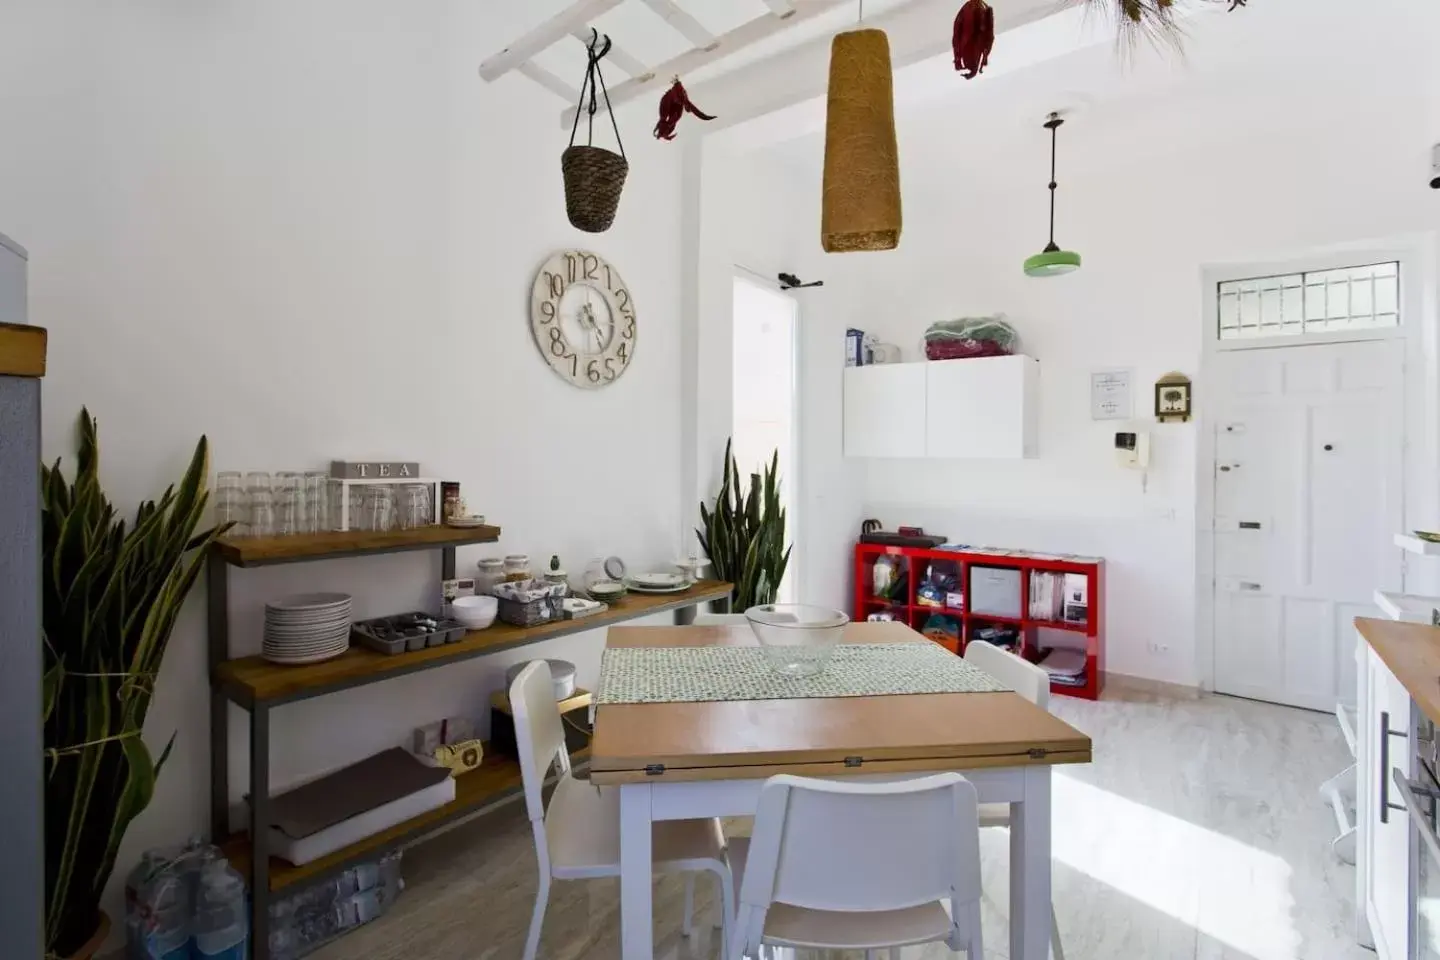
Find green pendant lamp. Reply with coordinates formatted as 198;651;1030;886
1024;112;1081;278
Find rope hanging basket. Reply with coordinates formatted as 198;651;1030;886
563;32;628;233
821;27;902;253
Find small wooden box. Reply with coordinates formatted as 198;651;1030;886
489;689;593;759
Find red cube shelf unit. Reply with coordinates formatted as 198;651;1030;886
853;542;1106;700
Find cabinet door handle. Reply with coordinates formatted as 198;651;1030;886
1380;710;1408;824
1392;767;1440;868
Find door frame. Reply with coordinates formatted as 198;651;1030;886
1195;240;1427;696
732;269;802;602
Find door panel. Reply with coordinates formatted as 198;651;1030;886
1211;339;1402;710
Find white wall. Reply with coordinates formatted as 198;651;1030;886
0;0;687;935
742;0;1440;685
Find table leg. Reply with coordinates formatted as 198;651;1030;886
1011;764;1053;960
619;782;654;959
674;604;697;625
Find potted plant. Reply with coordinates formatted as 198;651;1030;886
696;439;792;610
42;410;227;958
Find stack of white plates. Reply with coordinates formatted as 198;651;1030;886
263;593;353;665
625;572;689;595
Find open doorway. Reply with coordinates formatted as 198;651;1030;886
732;273;798;602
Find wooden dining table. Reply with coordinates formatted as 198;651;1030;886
590;620;1093;960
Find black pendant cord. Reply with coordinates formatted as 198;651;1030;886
569;30;626;159
1044;113;1062;254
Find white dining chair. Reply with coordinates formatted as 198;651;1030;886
963;640;1066;960
724;773;985;960
509;661;736;960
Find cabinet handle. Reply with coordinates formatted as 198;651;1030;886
1380;710;1408;824
1392;767;1440;869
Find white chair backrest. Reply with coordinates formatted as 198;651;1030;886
691;613;750;626
509;660;569;824
964;640;1050;709
739;773;982;915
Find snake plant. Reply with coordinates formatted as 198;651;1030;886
42;410;227;957
697;438;792;610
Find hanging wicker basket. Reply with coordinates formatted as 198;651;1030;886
563;33;628;234
562;145;629;234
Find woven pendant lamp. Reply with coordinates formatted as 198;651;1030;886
821;27;902;253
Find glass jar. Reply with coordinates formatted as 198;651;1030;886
502;554;532;583
475;558;505;596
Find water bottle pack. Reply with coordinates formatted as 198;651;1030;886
124;838;246;960
126;842;401;960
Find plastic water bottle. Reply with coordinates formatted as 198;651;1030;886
191;860;248;960
123;850;194;960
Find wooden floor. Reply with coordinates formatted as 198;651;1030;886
312;685;1369;960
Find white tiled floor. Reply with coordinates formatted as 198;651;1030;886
314;685;1372;960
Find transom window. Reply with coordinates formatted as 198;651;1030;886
1217;261;1399;341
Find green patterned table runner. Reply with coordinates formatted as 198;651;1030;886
595;642;1009;705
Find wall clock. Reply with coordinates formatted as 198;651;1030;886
530;249;636;389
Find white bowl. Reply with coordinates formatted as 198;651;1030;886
452;595;498;630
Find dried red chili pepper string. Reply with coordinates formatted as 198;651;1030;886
653;78;716;141
953;0;994;79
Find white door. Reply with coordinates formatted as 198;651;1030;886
1211;339;1403;711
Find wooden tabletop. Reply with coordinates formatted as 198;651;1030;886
590;620;1092;785
1357;617;1440;727
215;580;733;705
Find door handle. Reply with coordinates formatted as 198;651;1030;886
1392;768;1440;868
1380;710;1409;824
1238;581;1263;591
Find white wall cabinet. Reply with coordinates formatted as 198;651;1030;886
842;362;928;458
1356;635;1413;960
843;356;1039;460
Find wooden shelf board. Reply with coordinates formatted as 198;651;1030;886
0;322;46;378
223;745;589;892
214;524;502;568
215;580;733;704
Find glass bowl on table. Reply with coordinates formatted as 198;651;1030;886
745;604;849;678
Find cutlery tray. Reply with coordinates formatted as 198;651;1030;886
353;611;467;655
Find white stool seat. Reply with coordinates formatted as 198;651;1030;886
546;776;727;879
728;837;953;949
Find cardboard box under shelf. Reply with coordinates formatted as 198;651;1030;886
489;689;593;759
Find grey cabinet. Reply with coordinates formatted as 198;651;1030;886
0;232;43;960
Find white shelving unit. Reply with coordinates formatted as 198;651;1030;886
1374;589;1440;625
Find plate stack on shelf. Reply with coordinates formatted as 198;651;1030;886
263;593;353;665
625;572;689;595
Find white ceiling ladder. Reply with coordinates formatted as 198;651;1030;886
477;0;851;123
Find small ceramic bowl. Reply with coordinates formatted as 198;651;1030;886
451;595;498;630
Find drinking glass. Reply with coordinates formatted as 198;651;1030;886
398;484;432;530
362;484;394;532
305;472;329;533
214;472;248;535
249;494;275;538
275;472;304;536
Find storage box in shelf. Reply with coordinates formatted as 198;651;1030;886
494;579;567;627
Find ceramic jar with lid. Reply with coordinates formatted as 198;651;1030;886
503;554;532;582
475;558;505;596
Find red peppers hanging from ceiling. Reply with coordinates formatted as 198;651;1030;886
654;78;716;140
953;0;995;80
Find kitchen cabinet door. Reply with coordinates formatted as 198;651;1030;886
1363;643;1413;960
924;355;1039;459
843;364;926;458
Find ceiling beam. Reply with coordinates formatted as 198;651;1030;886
570;28;650;77
682;0;1060;136
478;0;625;81
518;62;583;103
639;0;717;48
562;0;853;126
